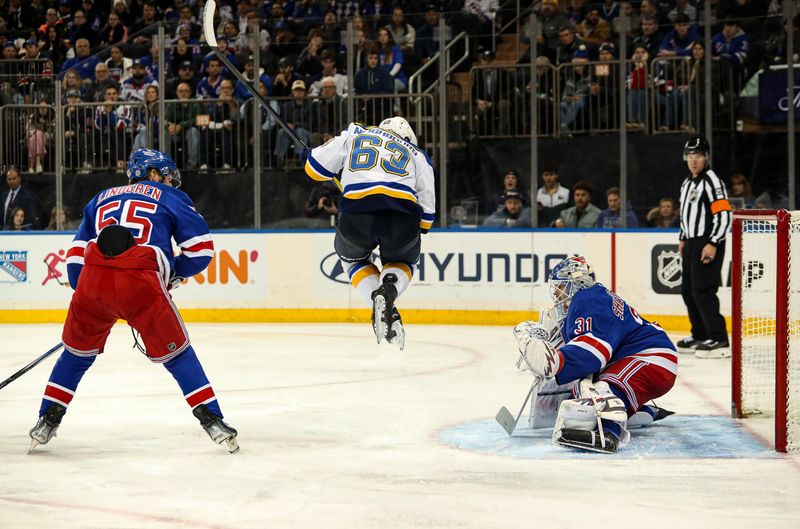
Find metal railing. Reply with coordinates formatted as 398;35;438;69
407;31;470;96
468;63;558;137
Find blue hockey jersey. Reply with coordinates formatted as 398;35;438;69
556;284;677;385
66;181;213;289
711;30;749;66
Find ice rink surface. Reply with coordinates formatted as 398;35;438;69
1;322;799;529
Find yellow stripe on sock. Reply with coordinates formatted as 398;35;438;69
383;262;413;281
351;264;379;287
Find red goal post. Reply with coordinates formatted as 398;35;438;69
731;209;799;452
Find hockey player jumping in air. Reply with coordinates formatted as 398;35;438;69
513;256;678;453
28;148;239;454
304;117;436;349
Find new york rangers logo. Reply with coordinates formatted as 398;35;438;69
0;251;28;282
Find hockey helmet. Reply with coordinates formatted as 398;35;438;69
682;135;710;161
548;256;596;320
379;116;417;146
127;148;182;188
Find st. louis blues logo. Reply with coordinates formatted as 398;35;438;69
0;251;28;282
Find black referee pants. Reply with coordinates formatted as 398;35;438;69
681;238;728;342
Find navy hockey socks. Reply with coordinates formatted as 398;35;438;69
164;346;223;417
38;351;96;417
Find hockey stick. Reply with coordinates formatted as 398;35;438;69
495;376;542;436
201;1;342;191
0;342;64;391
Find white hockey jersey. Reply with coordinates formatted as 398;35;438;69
304;123;437;232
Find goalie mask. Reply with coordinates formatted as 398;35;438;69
548;256;596;321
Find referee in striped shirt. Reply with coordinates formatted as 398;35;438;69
676;136;733;358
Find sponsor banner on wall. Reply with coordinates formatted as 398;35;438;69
174;234;269;308
303;231;612;311
1;231;734;318
0;235;75;308
615;232;732;316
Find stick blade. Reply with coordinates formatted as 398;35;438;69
202;0;218;47
495;406;517;436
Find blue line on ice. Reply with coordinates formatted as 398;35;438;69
437;416;779;459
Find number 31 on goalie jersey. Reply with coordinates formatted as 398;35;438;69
349;134;410;177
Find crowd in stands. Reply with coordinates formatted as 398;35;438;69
478;159;772;229
0;0;796;229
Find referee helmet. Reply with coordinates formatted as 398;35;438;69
682;136;710;161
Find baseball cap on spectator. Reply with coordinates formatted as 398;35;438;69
599;42;616;57
179;60;193;69
59;0;71;5
476;46;495;61
24;39;37;47
503;190;523;202
573;46;589;60
66;89;81;98
278;56;290;67
3;42;16;49
291;79;306;91
673;13;690;24
83;0;93;4
542;0;559;5
425;3;439;11
245;54;254;64
274;20;288;31
132;57;145;66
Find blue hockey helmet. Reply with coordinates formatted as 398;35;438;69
548;256;596;320
127;148;182;188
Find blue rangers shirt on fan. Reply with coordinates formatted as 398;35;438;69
305;123;437;233
555;284;678;385
65;181;214;289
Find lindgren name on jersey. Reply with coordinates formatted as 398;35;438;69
97;183;163;204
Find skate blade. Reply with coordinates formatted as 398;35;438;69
554;435;617;454
28;439;41;454
373;296;387;344
224;437;240;454
388;322;405;351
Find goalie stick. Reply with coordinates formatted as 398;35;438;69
202;0;342;190
495;376;543;436
0;342;63;391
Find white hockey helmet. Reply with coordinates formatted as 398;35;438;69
380;116;417;146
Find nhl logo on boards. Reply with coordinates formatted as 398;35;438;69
0;251;28;283
651;245;681;294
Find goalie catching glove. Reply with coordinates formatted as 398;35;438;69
513;321;564;379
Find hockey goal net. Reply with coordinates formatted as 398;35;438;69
732;209;800;452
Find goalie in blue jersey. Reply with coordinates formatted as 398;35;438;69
513;256;678;453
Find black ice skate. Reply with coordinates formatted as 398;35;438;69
28;403;67;453
555;428;619;454
386;307;405;351
193;404;239;453
371;274;398;345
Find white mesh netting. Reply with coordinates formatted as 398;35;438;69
737;211;800;451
